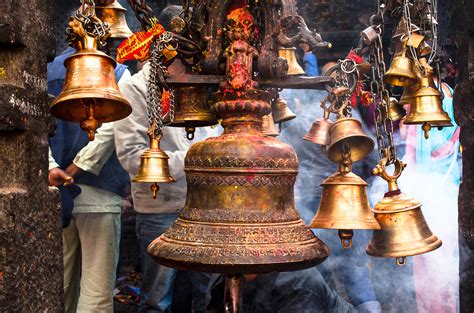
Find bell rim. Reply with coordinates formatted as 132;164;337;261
169;117;219;128
132;176;176;183
366;235;442;258
273;114;297;123
309;220;381;230
64;48;117;68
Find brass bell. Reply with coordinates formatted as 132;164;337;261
386;97;406;122
327;117;374;164
278;48;305;76
383;38;417;87
262;113;279;136
170;86;218;140
133;133;176;199
404;59;452;139
310;166;381;249
96;0;133;39
50;35;132;141
303;118;332;148
148;91;329;274
367;158;442;265
399;83;418;106
272;98;296;123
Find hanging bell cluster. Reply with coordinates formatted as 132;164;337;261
133;133;176;199
50;9;131;141
383;18;452;139
367;158;441;265
169;86;218;140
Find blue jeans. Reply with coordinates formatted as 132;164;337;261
136;212;178;313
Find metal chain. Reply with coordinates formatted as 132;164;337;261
369;14;397;164
146;33;175;137
127;0;154;30
67;0;110;46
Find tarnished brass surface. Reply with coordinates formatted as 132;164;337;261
310;171;381;231
383;39;417;87
148;93;329;274
303;118;332;146
278;48;305;76
170;86;218;128
272;98;296;123
399;83;418;105
366;191;442;259
50;35;131;132
96;0;133;39
386;97;406;122
327;118;374;163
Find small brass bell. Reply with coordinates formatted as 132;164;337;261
383;38;417;87
272;98;296;123
327;117;374;163
170;86;218;140
50;35;132;141
303;108;332;150
96;0;133;39
133;133;176;199
278;48;305;76
367;158;442;265
261;113;279;136
399;83;418;106
404;59;452;139
310;152;381;249
386;97;406;122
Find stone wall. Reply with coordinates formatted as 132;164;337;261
451;0;474;312
0;0;62;311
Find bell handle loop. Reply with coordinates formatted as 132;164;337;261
185;127;196;141
224;275;243;313
372;150;406;192
396;256;407;266
341;238;353;249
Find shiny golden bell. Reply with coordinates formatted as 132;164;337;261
386;97;406;122
133;135;176;198
272;98;296;123
170;86;218;140
310;171;381;248
278;48;305;76
405;59;452;138
96;0;133;39
327;118;374;163
303;118;332;146
366;190;442;265
262;113;279;137
383;40;417;87
50;35;132;141
399;83;418;105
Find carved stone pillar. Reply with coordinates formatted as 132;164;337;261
0;0;62;310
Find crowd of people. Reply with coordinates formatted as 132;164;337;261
47;5;461;313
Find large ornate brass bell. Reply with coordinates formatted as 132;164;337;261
303;109;332;150
261;113;279;137
327;117;374;163
272;98;296;123
310;145;381;249
278;48;305;76
50;35;132;141
383;38;417;87
96;0;133;39
133;133;176;199
366;157;442;265
170;86;218;140
404;58;452;139
148;90;329;274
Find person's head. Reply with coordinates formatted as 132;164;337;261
158;5;182;29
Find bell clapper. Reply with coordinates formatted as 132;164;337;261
338;229;354;249
224;275;243;313
80;99;101;141
422;122;431;139
396;256;407;266
151;182;159;199
185;127;196;140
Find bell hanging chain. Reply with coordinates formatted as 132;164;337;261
146;33;176;138
368;9;397;165
127;0;154;30
67;0;110;46
325;59;359;119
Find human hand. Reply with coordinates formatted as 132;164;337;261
65;163;84;179
48;168;74;187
